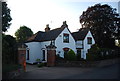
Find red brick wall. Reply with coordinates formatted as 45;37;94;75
47;50;56;66
18;49;26;65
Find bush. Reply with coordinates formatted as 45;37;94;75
66;49;76;61
36;59;41;64
37;63;45;67
86;44;100;61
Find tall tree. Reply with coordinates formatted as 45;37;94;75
2;34;17;64
2;2;12;32
15;26;33;43
80;4;120;48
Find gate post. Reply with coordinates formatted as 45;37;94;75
18;44;27;72
46;42;57;67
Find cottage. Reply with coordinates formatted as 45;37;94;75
25;21;95;64
25;21;76;64
72;28;95;59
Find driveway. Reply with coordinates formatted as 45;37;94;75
14;63;120;79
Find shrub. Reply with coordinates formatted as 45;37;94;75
66;49;76;61
37;63;45;67
36;59;41;64
86;44;100;61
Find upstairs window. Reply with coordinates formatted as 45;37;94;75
87;37;92;44
63;33;69;43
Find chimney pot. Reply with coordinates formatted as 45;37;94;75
45;24;50;32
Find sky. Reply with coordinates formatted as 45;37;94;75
6;0;119;37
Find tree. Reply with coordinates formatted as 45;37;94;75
2;2;12;32
15;26;33;43
2;34;17;64
80;4;120;48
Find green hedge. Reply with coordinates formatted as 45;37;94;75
86;44;100;61
66;49;76;61
86;44;120;61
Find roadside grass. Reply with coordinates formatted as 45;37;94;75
2;64;21;73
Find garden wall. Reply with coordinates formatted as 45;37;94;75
55;58;120;67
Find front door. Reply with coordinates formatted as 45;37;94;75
63;48;69;59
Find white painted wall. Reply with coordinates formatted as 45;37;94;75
25;41;51;64
55;27;76;58
40;41;51;62
76;41;83;48
25;42;41;64
81;31;95;59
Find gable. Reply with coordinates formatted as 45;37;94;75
84;31;95;43
56;27;75;41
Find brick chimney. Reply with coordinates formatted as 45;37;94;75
61;21;68;27
45;24;50;32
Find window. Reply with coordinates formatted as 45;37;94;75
63;33;69;43
87;37;92;44
42;50;45;61
27;50;29;60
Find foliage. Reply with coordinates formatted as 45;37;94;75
118;40;120;47
2;64;20;73
99;48;120;59
66;49;76;61
37;62;46;67
86;44;100;61
36;59;41;64
2;34;18;64
2;2;12;32
80;4;120;48
15;26;33;43
86;44;120;61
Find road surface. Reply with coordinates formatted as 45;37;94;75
14;63;120;79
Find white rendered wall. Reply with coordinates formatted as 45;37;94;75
76;41;83;48
55;27;76;58
40;41;51;62
82;31;95;59
25;42;41;64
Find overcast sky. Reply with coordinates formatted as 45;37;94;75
6;0;119;36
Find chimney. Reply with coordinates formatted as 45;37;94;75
61;21;68;27
45;24;50;32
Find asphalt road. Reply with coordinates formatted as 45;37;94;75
14;63;120;79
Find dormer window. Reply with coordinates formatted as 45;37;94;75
63;33;69;43
87;37;92;44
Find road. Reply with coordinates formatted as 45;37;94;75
14;63;120;79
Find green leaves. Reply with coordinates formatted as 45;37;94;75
2;2;12;32
80;3;120;48
66;49;76;61
2;34;17;64
15;26;33;43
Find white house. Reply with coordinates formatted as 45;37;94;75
25;21;76;64
72;28;95;59
25;21;95;64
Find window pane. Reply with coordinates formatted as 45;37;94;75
63;33;69;43
87;37;92;44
